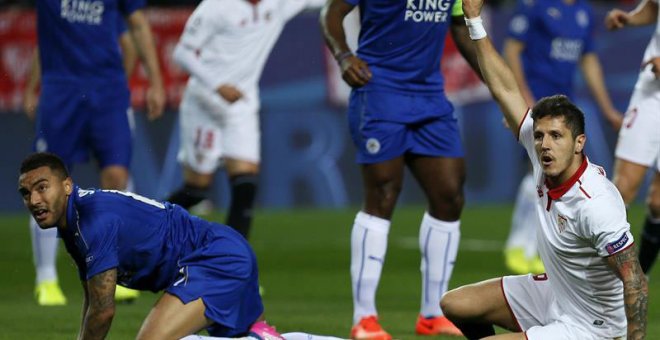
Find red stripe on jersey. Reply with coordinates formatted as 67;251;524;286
577;180;591;199
546;157;588;200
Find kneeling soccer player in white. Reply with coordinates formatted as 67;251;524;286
439;0;648;339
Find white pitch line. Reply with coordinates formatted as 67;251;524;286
395;237;505;252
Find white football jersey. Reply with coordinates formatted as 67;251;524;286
642;0;659;64
176;0;323;95
518;112;633;338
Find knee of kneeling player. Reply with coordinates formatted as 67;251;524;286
440;289;467;321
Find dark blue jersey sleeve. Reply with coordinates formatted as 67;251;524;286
79;214;120;281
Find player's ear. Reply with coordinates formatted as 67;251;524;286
63;177;73;195
575;134;586;154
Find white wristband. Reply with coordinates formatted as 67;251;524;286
464;16;487;41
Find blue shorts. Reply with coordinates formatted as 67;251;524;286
347;90;464;164
35;79;132;168
166;224;263;337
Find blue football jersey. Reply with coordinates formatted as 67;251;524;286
36;0;144;83
345;0;463;94
59;186;236;292
507;0;595;98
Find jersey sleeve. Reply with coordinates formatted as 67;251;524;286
518;111;545;184
178;0;225;51
451;0;464;17
80;215;120;281
507;0;535;43
343;0;359;7
581;190;634;257
118;0;146;17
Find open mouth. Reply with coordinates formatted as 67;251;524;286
32;208;48;222
541;155;553;167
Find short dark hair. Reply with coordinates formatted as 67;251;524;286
20;152;70;179
531;95;585;138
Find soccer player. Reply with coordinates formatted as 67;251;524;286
502;0;623;275
23;15;142;306
320;0;481;338
18;152;278;340
605;0;660;275
166;0;324;239
439;0;648;338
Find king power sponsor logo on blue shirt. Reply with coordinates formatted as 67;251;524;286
606;233;629;255
405;0;453;23
61;0;105;25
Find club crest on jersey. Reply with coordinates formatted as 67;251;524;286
36;137;48;152
576;10;589;27
557;214;567;233
606;233;629;255
537;186;543;198
366;138;381;155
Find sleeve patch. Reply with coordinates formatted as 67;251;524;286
606;233;629;255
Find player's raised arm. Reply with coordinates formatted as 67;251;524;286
462;0;528;135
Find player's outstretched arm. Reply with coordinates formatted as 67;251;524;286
462;0;528;135
607;246;648;340
78;269;118;340
126;10;165;121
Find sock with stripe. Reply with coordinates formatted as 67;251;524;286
351;211;390;324
419;212;460;317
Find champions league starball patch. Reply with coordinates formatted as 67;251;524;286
606;233;629;255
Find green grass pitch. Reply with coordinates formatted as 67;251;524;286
0;204;657;339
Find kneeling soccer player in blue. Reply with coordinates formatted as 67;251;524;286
18;152;304;340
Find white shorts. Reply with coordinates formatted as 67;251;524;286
502;274;613;340
177;81;261;174
615;65;660;171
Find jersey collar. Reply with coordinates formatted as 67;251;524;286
546;156;588;200
62;184;79;231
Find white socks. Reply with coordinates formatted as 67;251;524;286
351;211;390;324
30;216;59;284
505;172;538;258
419;212;460;317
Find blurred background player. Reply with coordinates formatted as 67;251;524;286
321;0;482;338
167;0;324;239
23;0;166;305
606;0;660;275
502;0;622;274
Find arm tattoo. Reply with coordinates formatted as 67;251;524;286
607;246;648;340
79;269;117;340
